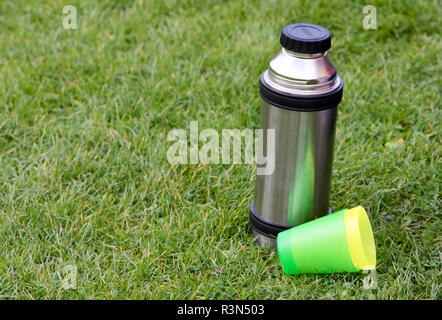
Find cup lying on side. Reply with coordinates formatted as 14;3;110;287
277;206;376;275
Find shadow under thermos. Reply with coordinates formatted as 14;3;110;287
250;23;344;248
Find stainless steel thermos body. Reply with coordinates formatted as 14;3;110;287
250;23;344;248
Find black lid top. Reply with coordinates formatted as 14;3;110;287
280;23;331;54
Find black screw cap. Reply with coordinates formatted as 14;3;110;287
280;23;331;54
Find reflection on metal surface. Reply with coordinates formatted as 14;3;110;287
288;127;314;225
254;102;337;228
264;48;342;96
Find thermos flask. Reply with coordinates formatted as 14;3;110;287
250;23;344;248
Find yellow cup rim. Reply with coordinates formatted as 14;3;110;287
344;206;376;270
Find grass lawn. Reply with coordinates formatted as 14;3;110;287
0;0;440;299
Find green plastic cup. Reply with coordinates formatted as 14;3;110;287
277;206;376;275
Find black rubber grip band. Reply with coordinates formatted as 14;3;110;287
259;74;343;112
249;203;292;238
